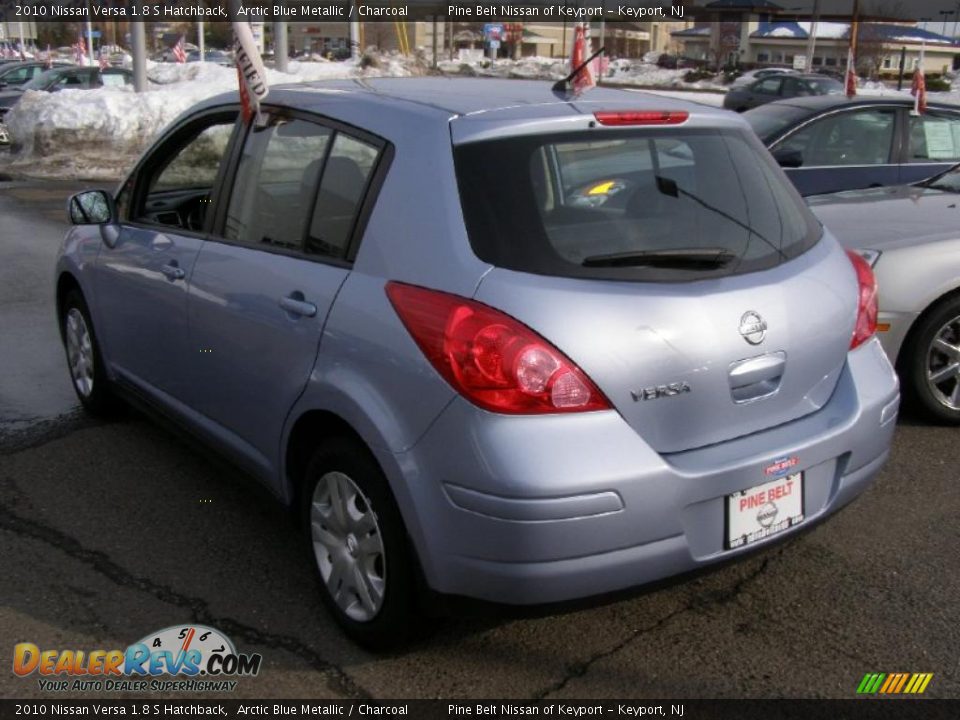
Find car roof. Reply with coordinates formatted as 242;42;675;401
200;77;734;122
756;94;960;113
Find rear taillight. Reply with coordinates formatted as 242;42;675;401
386;282;611;414
593;110;689;126
847;250;878;350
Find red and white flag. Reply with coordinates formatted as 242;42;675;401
844;46;857;97
233;21;269;122
911;43;927;115
45;44;53;69
173;36;187;64
570;22;595;95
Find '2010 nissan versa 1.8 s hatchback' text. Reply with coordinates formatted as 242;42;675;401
56;78;899;648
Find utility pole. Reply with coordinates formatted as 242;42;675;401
274;21;288;71
432;15;438;69
350;2;360;59
131;21;147;93
805;0;820;73
850;0;860;73
85;0;95;65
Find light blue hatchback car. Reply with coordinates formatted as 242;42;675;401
56;78;899;647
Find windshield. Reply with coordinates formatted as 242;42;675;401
454;127;821;282
744;104;809;142
23;69;60;91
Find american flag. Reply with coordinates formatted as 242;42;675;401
74;35;86;66
18;42;25;61
911;45;927;115
45;44;53;69
173;36;186;64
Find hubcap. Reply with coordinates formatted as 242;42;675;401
926;314;960;411
310;471;386;622
65;308;94;398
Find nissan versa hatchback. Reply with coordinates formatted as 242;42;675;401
56;78;900;648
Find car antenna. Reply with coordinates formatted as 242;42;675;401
552;46;606;95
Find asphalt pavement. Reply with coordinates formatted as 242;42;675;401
0;177;957;701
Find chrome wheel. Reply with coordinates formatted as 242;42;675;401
65;307;94;398
310;471;386;622
925;314;960;411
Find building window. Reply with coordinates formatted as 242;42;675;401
785;54;794;64
773;52;784;63
757;52;770;63
825;57;837;67
813;56;823;67
883;57;892;69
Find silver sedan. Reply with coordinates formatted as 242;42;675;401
810;168;960;423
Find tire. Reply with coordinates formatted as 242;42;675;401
302;437;418;649
61;288;118;417
899;294;960;424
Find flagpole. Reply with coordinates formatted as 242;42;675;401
198;20;205;62
85;0;94;65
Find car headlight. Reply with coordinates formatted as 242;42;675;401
854;249;881;267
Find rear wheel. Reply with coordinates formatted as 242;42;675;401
901;295;960;424
302;437;417;649
61;289;117;416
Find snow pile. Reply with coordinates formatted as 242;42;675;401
2;53;420;180
438;56;726;90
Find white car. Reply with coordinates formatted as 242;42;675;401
730;67;798;89
810;167;960;423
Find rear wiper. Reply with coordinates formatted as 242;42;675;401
582;248;737;269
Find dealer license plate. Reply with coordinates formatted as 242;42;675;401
726;472;804;550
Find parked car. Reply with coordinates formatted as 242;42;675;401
56;79;898;647
0;60;74;89
746;96;960;196
0;67;136;144
187;49;233;66
729;67;797;89
809;165;960;423
724;73;844;112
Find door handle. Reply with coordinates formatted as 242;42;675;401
160;262;185;281
279;294;317;318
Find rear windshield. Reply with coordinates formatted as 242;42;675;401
744;104;807;142
454;127;820;282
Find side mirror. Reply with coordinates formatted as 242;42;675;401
68;190;117;225
773;148;804;168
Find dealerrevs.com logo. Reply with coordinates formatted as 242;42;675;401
13;625;262;693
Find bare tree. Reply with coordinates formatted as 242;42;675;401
853;3;907;80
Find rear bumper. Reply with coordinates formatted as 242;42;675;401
382;337;899;605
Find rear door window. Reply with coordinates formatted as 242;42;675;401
753;77;783;96
455;127;820;282
223;116;383;260
907;112;960;163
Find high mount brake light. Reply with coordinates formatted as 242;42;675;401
846;250;878;350
593;110;690;126
385;282;611;415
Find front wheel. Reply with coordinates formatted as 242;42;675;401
901;295;960;424
302;437;418;649
61;288;117;416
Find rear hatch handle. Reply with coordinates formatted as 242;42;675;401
729;351;786;404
